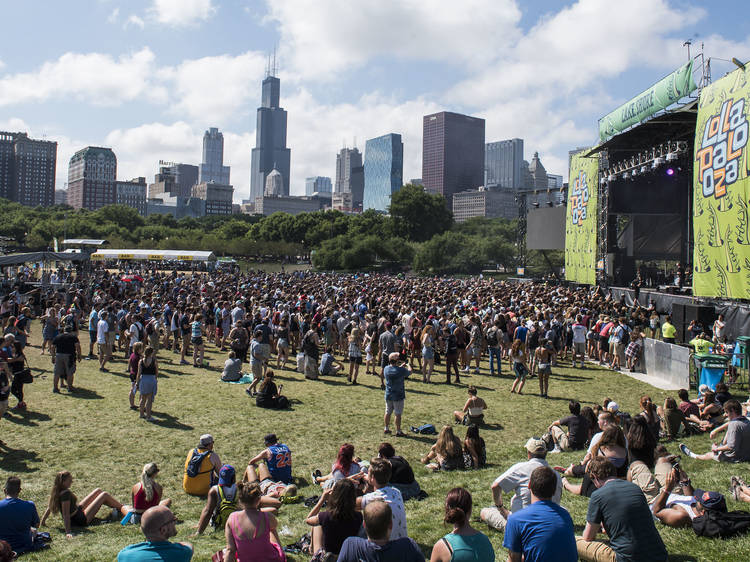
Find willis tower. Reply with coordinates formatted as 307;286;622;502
250;60;290;200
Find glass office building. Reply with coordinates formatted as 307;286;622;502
363;133;403;212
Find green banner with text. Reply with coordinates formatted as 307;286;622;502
599;60;697;142
693;66;750;299
565;150;598;284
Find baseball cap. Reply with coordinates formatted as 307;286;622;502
264;433;278;446
693;489;726;512
199;434;214;447
218;465;235;486
607;402;619;412
525;438;547;456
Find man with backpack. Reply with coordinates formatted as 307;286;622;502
485;320;502;376
182;434;222;496
193;465;237;535
128;314;144;357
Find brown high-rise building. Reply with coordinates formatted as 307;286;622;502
422;111;485;205
0;131;57;207
67;146;117;210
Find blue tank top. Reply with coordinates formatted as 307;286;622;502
267;444;292;483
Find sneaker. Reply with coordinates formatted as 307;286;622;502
311;469;322;484
384;428;391;434
679;443;693;458
474;368;480;375
53;388;60;394
737;475;748;489
731;476;741;501
395;431;406;437
245;387;253;396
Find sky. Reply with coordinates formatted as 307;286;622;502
1;0;748;202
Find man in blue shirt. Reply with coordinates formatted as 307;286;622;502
503;466;576;562
117;505;192;561
383;352;411;437
245;434;293;484
0;477;41;555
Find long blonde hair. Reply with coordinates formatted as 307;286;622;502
141;463;159;501
48;471;73;514
435;425;462;458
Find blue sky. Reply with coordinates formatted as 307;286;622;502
1;0;748;201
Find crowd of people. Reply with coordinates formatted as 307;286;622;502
1;266;750;561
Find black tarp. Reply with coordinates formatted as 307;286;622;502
0;252;88;266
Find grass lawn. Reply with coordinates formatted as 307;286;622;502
2;331;748;561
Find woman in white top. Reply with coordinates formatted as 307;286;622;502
453;386;487;425
347;328;362;384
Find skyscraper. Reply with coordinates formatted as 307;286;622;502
199;127;230;185
422;111;485;205
0;131;57;207
250;72;290;200
148;161;199;199
116;177;147;215
363;133;403;212
305;176;332;196
335;147;364;208
485;138;523;190
67;146;117;210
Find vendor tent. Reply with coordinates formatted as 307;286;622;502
89;249;216;262
0;251;88;266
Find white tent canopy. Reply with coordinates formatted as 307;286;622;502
90;249;216;262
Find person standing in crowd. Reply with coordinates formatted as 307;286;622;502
443;326;460;384
383;352;411;437
51;325;81;393
96;310;110;372
136;346;159;421
379;323;397;388
485;319;502;376
128;342;144;411
661;315;677;344
509;339;528;395
190;314;204;368
571;315;587;368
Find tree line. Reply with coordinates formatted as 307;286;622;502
0;184;559;274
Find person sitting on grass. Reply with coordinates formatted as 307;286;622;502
356;458;408;540
657;397;692;440
242;463;297;513
183;434;222;496
245;434;293;485
131;463;171;525
452;385;487;426
254;371;289;409
338;500;423;562
430;487;495;562
0;476;44;556
221;481;285;562
117;505;193;562
479;438;561;532
421;425;464;471
40;471;131;538
377;443;421;501
545;400;590;453
221;350;243;382
312;443;364;489
680;399;750;462
462;424;486;470
193;465;239;535
305;479;363;559
319;346;344;377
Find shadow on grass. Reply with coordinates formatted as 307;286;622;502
553;374;593;382
478;422;504;431
159;368;190;377
67;387;104;400
3;412;42;427
400;434;437;444
668;555;698;562
0;442;42;472
150;411;193;431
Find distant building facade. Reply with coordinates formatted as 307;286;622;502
485;138;523;190
527;152;548;190
147;195;205;219
332;191;354;212
116;177;147;215
250;74;291;200
199;127;230;185
253;195;325;216
192;182;234;215
0;131;57;207
422;111;485;205
67;146;117;210
547;174;563;189
305;176;332;196
452;187;518;223
264;168;283;196
148;162;199;199
54;189;67;206
363;133;403;212
408;178;423;186
335;147;364;208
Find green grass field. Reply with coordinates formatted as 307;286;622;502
2;331;748;561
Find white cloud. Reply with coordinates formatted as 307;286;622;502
149;0;215;27
107;7;119;23
165;51;266;124
0;48;166;107
267;0;522;80
125;14;145;29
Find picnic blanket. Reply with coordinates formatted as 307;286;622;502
219;374;254;384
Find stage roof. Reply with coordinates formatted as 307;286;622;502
587;100;698;157
62;239;108;246
0;251;88;266
90;249;216;262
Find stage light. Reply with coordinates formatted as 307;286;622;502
608;174;615;182
666;168;675;176
640;166;647;173
623;172;630;179
600;177;607;185
666;152;678;161
653;156;665;166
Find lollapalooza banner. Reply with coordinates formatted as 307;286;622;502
599;61;697;142
565;150;598;285
693;66;750;299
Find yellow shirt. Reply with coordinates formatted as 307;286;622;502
690;338;711;354
662;322;676;339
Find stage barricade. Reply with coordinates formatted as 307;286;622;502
643;338;690;389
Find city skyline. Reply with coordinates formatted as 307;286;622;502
0;1;747;202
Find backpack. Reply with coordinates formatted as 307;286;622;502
211;485;237;529
486;327;498;347
134;322;144;342
620;326;630;346
186;448;211;478
145;320;155;336
410;423;438;435
692;509;750;538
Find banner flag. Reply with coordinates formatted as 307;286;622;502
565;150;598;284
599;60;697;142
693;66;750;298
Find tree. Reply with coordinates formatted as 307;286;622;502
389;184;453;242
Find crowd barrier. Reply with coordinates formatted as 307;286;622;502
642;337;690;389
